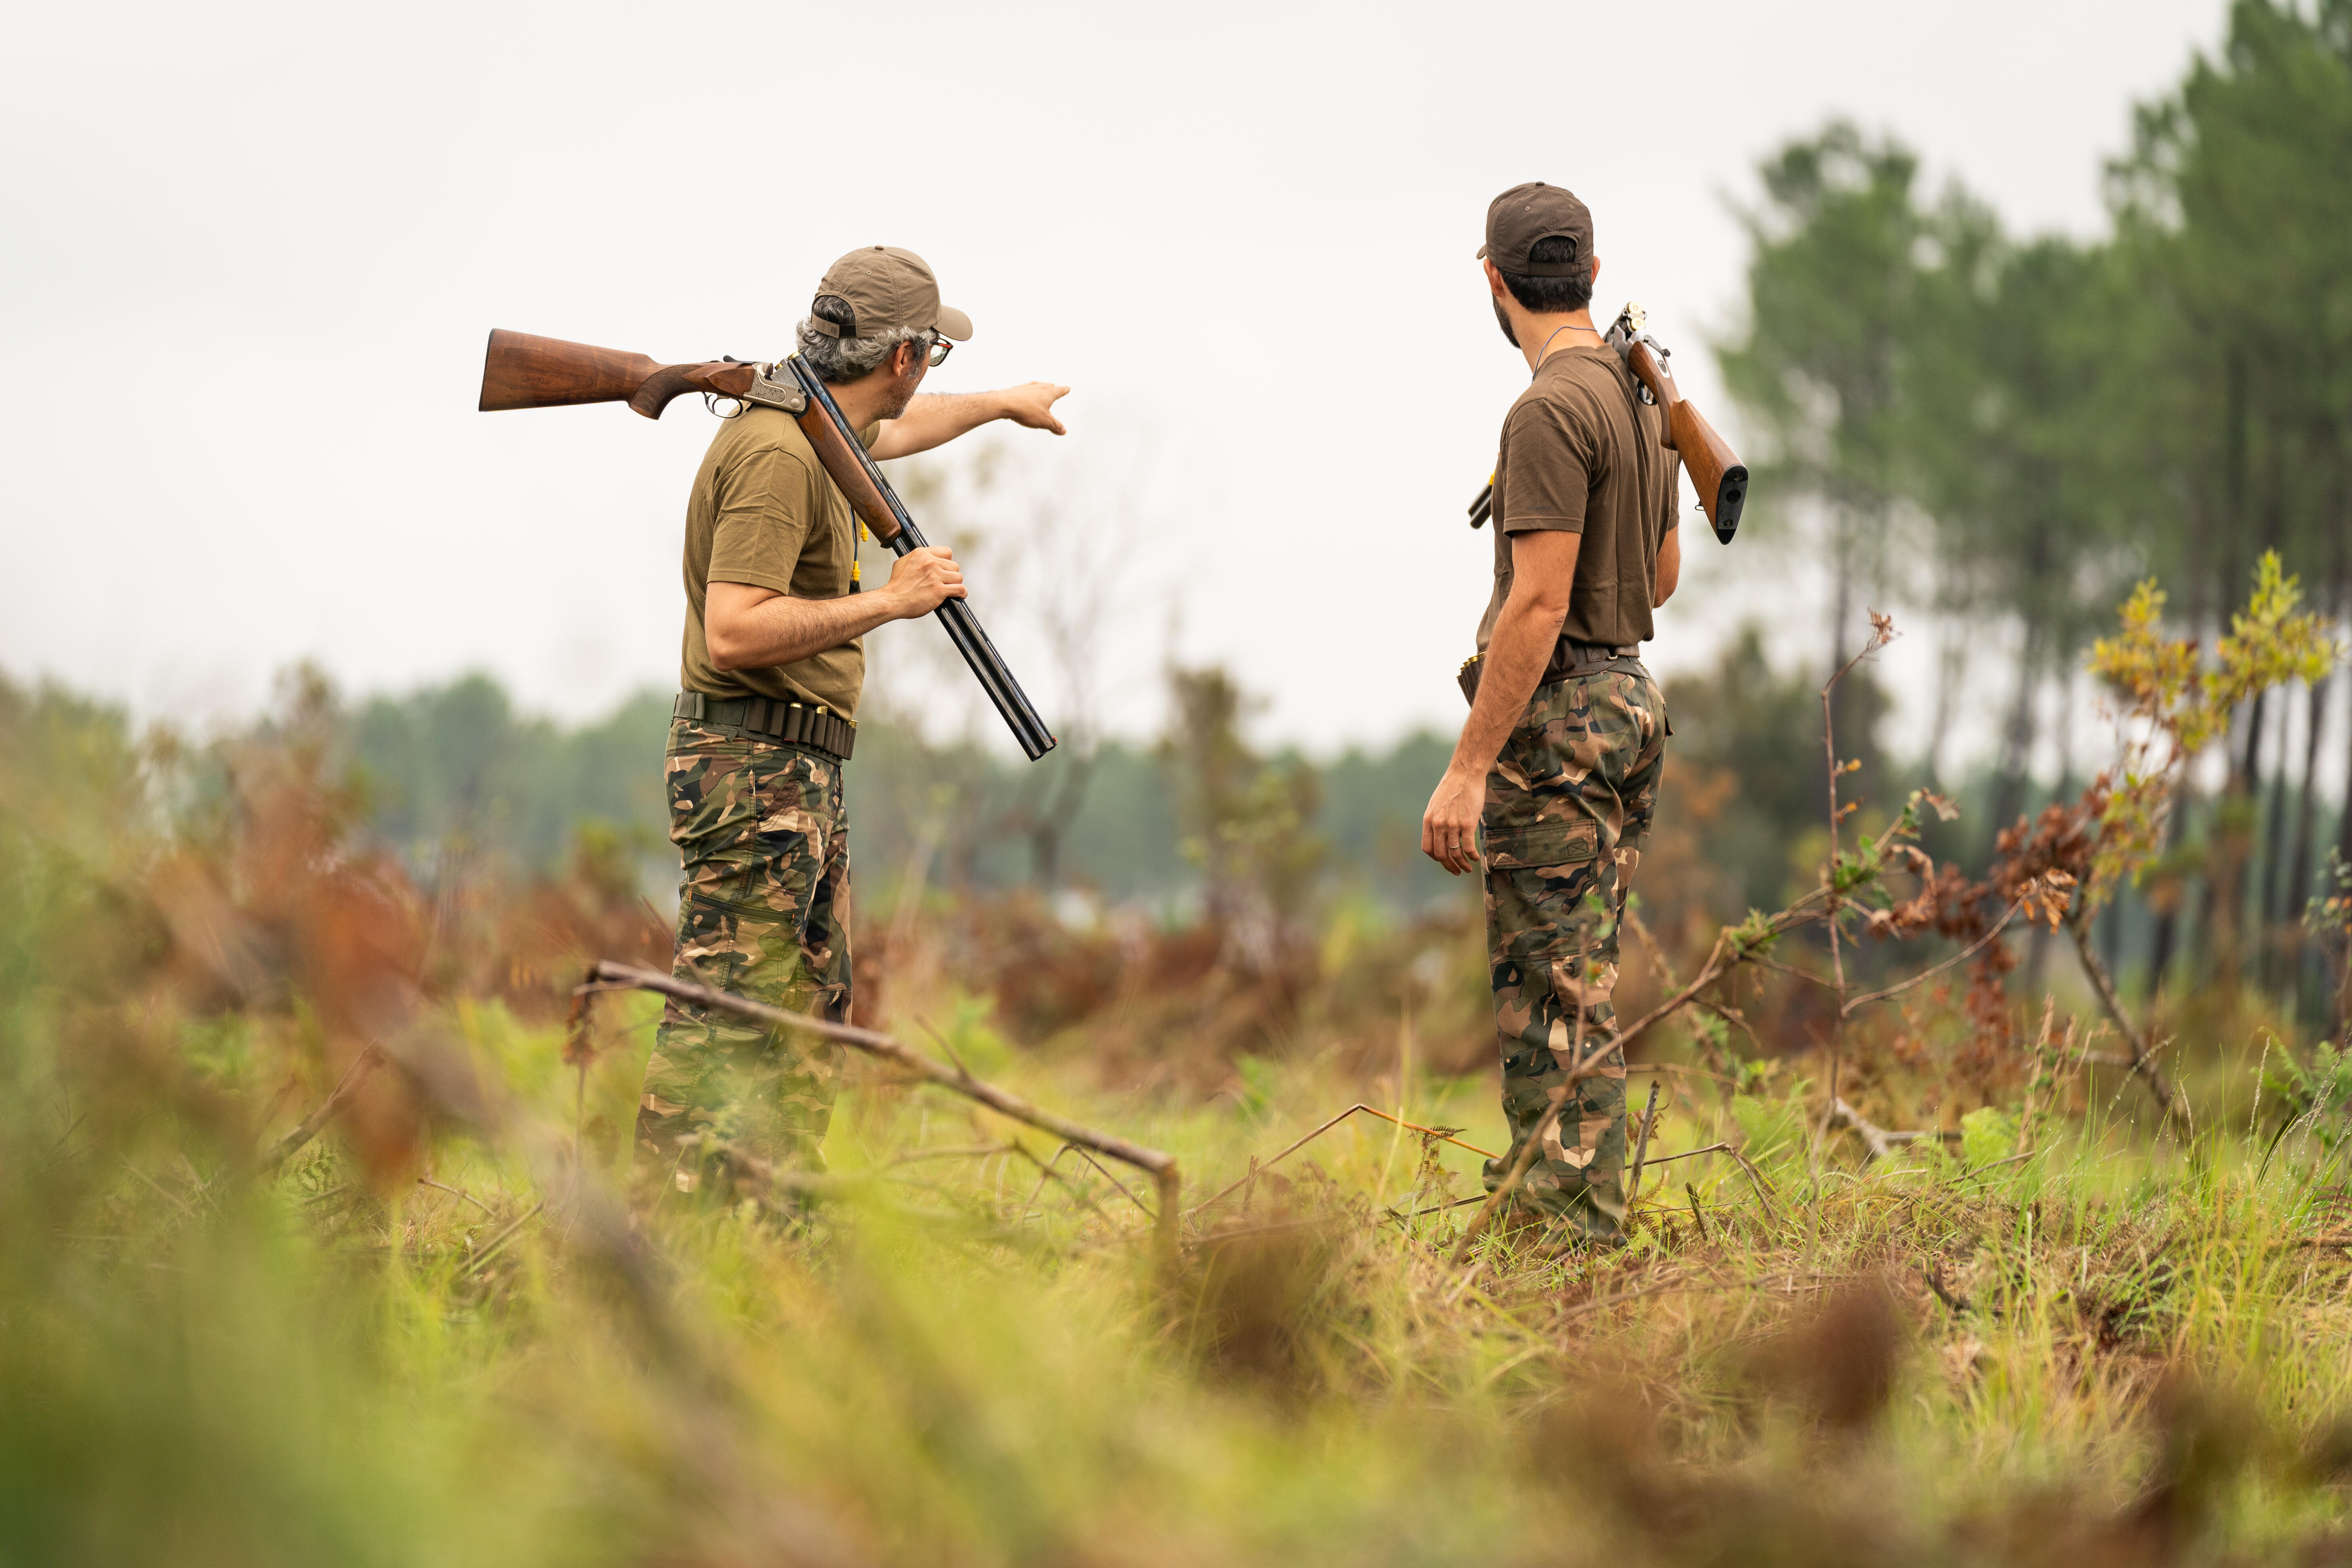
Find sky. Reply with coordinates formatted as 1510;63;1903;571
0;0;2233;763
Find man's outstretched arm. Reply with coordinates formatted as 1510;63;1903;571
869;383;1071;459
1420;529;1582;875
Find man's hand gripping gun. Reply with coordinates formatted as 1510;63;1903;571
1466;303;1749;545
476;328;1057;762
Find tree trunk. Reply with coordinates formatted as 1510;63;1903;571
2259;690;2293;988
2149;777;2193;997
2284;673;2330;1013
1988;621;2041;858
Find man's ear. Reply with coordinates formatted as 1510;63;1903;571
1589;255;1601;291
1483;259;1510;300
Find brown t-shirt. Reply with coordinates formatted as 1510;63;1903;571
1474;344;1680;655
678;406;882;718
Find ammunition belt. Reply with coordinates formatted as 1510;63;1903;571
673;691;856;761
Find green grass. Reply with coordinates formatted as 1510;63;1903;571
11;973;2352;1567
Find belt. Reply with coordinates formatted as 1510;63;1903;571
1457;640;1645;706
673;691;856;761
1552;639;1642;679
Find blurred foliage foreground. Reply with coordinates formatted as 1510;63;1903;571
4;563;2352;1567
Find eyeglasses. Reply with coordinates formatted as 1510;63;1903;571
923;332;953;369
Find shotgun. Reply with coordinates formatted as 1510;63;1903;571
1465;302;1747;544
477;329;1057;761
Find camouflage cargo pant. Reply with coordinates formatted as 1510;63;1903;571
1481;662;1667;1240
638;718;852;1190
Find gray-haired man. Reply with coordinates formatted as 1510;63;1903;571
639;245;1068;1191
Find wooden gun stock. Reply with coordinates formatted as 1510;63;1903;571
477;329;753;420
1619;337;1747;544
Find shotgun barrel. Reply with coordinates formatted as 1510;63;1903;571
778;357;1057;761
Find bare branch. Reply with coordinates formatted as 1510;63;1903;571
578;961;1182;1266
259;1045;384;1174
1839;904;2022;1016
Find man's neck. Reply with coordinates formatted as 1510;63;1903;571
1514;309;1600;374
827;371;899;428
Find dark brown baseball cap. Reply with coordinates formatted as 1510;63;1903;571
1476;182;1594;277
808;245;974;343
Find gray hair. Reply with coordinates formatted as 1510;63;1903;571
797;293;935;384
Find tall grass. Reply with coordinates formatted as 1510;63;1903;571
7;673;2352;1565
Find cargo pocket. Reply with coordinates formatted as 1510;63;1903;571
1481;817;1599;872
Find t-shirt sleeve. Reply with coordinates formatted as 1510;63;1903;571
1498;399;1595;534
1661;440;1683;534
706;443;819;594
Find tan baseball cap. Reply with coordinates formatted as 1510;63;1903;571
807;245;974;343
1475;182;1594;277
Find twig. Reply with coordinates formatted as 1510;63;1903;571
259;1046;385;1174
1008;1143;1124;1232
1628;1062;1737;1085
915;1016;976;1081
1685;1182;1711;1244
1060;1144;1156;1219
1382;1194;1487;1223
123;1161;197;1218
1728;1146;1781;1223
1840;904;2022;1015
1186;1104;1500;1218
1633;1141;1734;1171
578;961;1181;1267
1446;1099;1566;1271
1924;1260;1974;1315
1953;1150;2036;1185
2063;913;2188;1125
1626;1079;1662;1205
458;1201;544;1279
886;1142;1010;1168
417;1176;496;1217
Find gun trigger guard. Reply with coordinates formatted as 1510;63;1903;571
702;391;747;420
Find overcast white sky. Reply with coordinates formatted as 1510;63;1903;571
0;0;2231;761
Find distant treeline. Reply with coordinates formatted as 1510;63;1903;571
335;670;1464;914
1718;0;2352;1015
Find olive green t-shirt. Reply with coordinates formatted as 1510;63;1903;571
1474;343;1681;655
678;406;882;718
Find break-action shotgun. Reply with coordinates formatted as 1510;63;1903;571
1466;302;1747;546
477;329;1057;761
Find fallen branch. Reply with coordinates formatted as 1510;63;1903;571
578;961;1181;1266
1824;1096;1953;1161
259;1046;384;1174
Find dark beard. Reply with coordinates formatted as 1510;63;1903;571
1492;298;1520;348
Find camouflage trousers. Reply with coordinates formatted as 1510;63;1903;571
1480;661;1667;1240
638;718;853;1191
